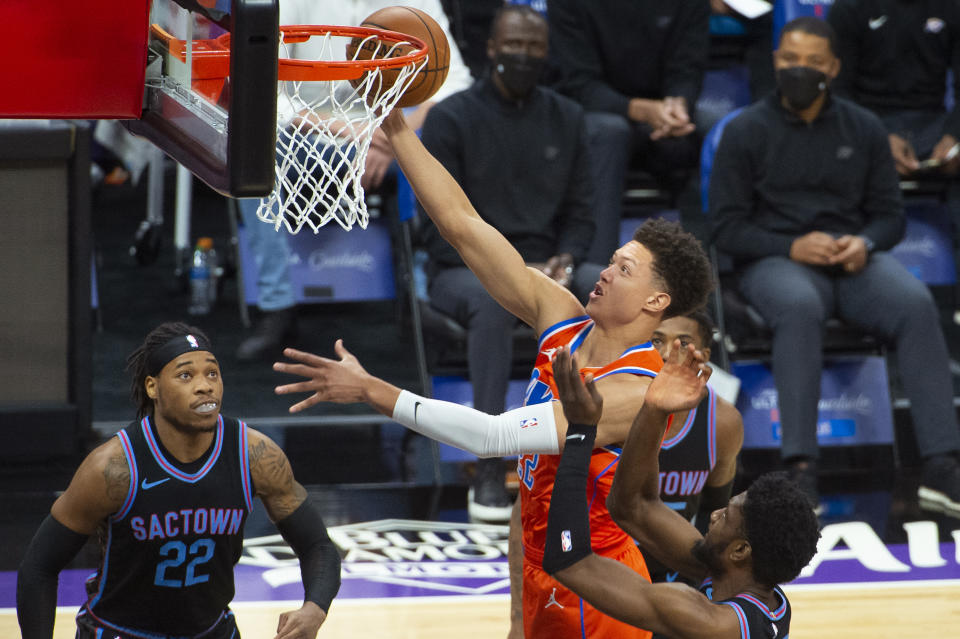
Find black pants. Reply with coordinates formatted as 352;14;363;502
583;111;699;263
75;608;239;639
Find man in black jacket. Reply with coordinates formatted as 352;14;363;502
420;4;598;523
828;0;960;176
547;0;709;264
710;17;960;516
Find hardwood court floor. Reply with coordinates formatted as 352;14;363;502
5;581;960;638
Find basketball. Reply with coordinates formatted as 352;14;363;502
347;6;450;108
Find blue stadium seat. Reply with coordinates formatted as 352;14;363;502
891;198;957;286
696;67;752;134
505;0;547;16
700;107;745;213
710;14;748;37
236;218;397;306
772;0;834;45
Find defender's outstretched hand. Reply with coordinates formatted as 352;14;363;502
643;340;712;415
553;346;603;427
273;340;375;413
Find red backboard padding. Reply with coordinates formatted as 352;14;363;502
0;0;151;118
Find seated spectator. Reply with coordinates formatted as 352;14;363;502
419;4;600;522
710;17;960;515
547;0;709;263
828;0;960;176
234;0;472;361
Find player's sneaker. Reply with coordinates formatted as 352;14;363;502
918;454;960;518
468;458;513;523
787;459;824;517
236;307;298;361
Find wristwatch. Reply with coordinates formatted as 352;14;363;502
860;235;876;253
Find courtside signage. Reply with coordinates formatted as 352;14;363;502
236;520;510;600
230;518;960;601
2;518;958;606
733;357;895;448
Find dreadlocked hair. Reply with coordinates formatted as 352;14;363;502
632;218;713;319
742;472;821;587
126;321;210;419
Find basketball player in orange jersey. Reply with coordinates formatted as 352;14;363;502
273;108;713;638
542;345;818;639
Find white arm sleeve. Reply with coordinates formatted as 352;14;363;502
392;390;560;458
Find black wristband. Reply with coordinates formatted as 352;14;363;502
543;423;597;575
17;515;89;639
275;499;342;612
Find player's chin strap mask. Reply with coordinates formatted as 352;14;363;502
146;333;215;377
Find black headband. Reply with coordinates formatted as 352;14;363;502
146;333;214;377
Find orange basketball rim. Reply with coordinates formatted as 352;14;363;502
151;24;429;84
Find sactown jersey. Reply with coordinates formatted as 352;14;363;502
647;387;718;583
658;385;718;520
80;415;253;637
701;579;792;639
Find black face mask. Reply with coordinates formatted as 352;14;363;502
777;66;828;111
493;52;545;99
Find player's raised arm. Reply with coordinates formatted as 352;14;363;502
247;428;340;638
541;347;741;639
18;439;129;639
607;341;713;580
380;108;581;331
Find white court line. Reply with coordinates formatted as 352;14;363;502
228;594;512;610
4;579;958;617
784;578;960;592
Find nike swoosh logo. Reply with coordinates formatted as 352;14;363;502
869;16;887;29
414;401;422;425
141;478;171;490
566;433;586;441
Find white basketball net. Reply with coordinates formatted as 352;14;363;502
256;30;427;234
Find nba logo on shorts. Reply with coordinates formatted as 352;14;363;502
561;530;572;552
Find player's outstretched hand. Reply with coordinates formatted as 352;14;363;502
379;106;407;137
273;339;372;413
274;601;326;639
553;346;603;426
643;340;711;415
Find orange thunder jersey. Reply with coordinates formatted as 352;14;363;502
517;315;662;566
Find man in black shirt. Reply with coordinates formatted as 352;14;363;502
419;4;598;522
710;17;960;515
829;0;960;175
547;0;710;264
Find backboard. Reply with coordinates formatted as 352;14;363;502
0;0;279;198
124;0;279;197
